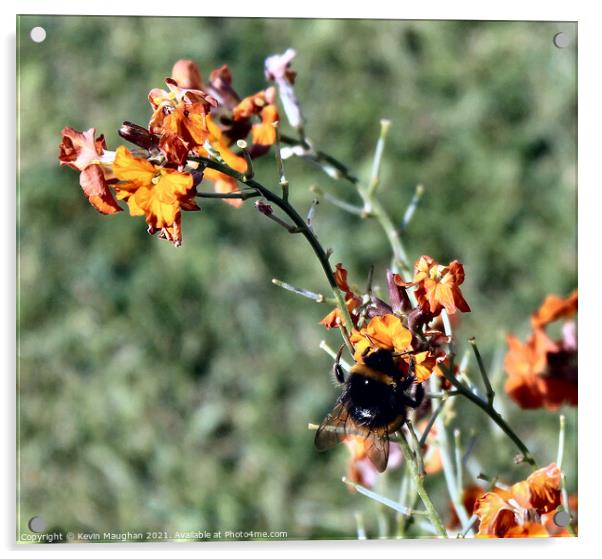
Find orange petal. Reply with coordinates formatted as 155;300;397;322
365;314;412;354
504;373;545;409
171;59;203;90
532;291;578;328
213;175;243;208
333;263;351;293
59;127;104;171
512;463;561;514
474;492;518;537
159;132;190;165
503;522;549;538
78;165;122;215
112;146;155;184
158;168;195;200
413;351;436;382
251;105;279;146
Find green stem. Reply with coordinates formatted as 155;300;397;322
271;278;335;305
439;363;536;467
556;414;576;536
397;429;448;538
189;155;354;333
454;429;463;496
366;195;412;277
356;121;412;277
196;190;260;200
273;123;289;201
469;337;495;406
282;126;413;278
428;376;472;533
280;134;359;184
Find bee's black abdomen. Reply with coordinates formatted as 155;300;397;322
344;372;405;429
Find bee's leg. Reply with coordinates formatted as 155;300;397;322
397;356;417;391
402;382;425;409
333;344;346;384
399;373;416;391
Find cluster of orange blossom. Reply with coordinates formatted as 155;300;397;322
321;256;469;384
473;463;576;537
504;290;577;410
58;53;301;246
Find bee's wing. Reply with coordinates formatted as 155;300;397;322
364;429;390;473
314;401;350;451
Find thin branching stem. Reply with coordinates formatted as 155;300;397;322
428;375;473;533
309;185;366;216
355;121;412;277
366;119;391;198
406;420;425;478
343;477;429;518
271;278;335;305
397;429;448;537
454;429;463;496
273;122;289;201
556;415;576;535
236;139;255;180
440;313;535;467
286;125;412;277
280;134;359;184
419;397;447;447
439;361;536;467
306;199;319;234
189;154;354;333
557;414;566;470
318;340;352;372
196;189;260;200
354;511;367;540
399;184;425;233
459;515;479;538
469;337;495;405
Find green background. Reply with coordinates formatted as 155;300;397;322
17;16;577;540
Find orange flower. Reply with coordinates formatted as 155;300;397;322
112;146;197;246
531;290;578;328
148;78;217;159
319;263;362;330
504;291;577;410
59;127;121;215
396;256;470;317
232;87;279;147
511;463;561;514
320;298;361;330
197;115;249;208
349;314;412;363
474;463;562;538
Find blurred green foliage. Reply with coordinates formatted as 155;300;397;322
17;16;577;540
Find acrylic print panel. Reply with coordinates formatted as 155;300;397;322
17;15;577;542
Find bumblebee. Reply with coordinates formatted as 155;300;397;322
315;348;424;472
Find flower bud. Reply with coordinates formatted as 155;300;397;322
387;269;411;313
171;59;203;89
255;200;273;216
118;122;158;151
